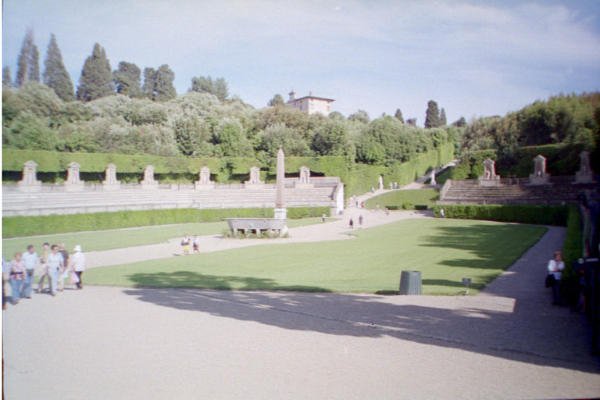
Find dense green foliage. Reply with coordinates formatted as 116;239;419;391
365;189;439;210
113;61;142;98
2;206;329;238
84;219;547;295
190;76;228;101
431;204;568;226
42;34;74;101
457;93;600;177
561;206;583;274
15;29;39;87
76;43;114;101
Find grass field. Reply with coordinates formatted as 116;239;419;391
85;218;546;295
2;217;323;259
365;189;439;209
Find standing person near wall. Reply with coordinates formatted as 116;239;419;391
47;245;64;297
9;253;26;305
547;250;565;305
70;245;86;289
21;245;38;299
37;243;50;293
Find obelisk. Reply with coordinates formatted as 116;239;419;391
274;148;287;220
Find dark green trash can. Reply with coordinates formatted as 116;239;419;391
399;270;422;295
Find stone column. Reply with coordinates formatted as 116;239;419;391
65;161;84;191
141;165;158;189
18;160;42;192
274;148;287;220
575;150;594;183
529;154;550;185
102;163;121;191
195;166;215;189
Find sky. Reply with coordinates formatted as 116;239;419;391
2;0;600;125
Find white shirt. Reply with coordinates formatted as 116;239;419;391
547;259;565;280
47;252;64;272
22;251;38;271
71;251;86;272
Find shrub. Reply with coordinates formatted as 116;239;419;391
2;206;330;238
431;204;568;226
562;206;583;274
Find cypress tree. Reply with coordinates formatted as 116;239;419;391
424;100;440;128
3;66;12;87
439;108;447;126
153;64;176;101
15;29;36;86
394;108;404;123
76;43;114;102
142;67;156;99
28;44;40;82
43;34;74;101
113;61;142;98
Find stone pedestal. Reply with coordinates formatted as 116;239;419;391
102;163;121;191
575;151;594;184
18;160;42;192
479;158;500;186
274;208;287;220
528;155;550;185
244;166;264;188
64;162;84;191
195;166;215;189
528;174;550;185
141;165;158;189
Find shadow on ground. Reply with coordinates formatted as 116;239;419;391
123;271;599;374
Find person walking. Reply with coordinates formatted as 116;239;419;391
349;218;354;229
37;242;50;293
547;250;565;305
57;243;69;292
21;245;38;299
46;245;64;296
358;215;363;227
192;236;200;254
181;235;191;255
9;253;26;305
70;245;86;289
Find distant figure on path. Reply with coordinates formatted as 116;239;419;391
47;245;64;296
70;245;86;289
440;208;445;218
37;242;50;293
181;235;191;255
192;236;200;254
21;245;38;299
358;215;363;227
9;253;25;305
349;218;354;229
547;250;565;305
321;214;326;223
57;243;69;292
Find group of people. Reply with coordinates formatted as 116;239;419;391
3;242;86;308
180;235;200;255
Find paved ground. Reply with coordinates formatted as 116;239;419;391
4;218;600;399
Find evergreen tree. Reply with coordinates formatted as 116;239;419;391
15;29;38;86
153;64;176;101
439;108;447;126
268;94;284;107
452;116;467;127
142;67;156;99
406;118;417;126
76;43;114;102
190;76;228;101
43;34;74;101
394;108;404;123
3;66;12;87
424;100;440;128
113;61;142;97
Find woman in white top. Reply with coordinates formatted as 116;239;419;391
547;250;565;305
70;245;86;290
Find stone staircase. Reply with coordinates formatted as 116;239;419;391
439;177;599;205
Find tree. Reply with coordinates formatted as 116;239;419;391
190;76;228;101
153;64;176;101
424;100;440;128
43;34;74;101
348;109;370;124
15;29;39;86
76;43;114;101
311;121;348;156
452;117;466;127
268;94;284;107
113;61;142;98
394;108;404;123
142;67;156;99
406;118;417;126
439;108;447;126
3;66;12;87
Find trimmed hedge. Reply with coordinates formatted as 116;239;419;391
365;189;439;210
2;206;330;238
562;206;583;276
431;204;568;226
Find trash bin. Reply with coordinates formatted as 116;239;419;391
399;270;422;295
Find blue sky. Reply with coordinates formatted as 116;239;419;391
3;0;600;125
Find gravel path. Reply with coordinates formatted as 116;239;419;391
4;221;599;399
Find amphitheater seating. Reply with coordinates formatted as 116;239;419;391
439;177;598;205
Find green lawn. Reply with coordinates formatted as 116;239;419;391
85;219;547;295
2;218;323;259
365;189;439;209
